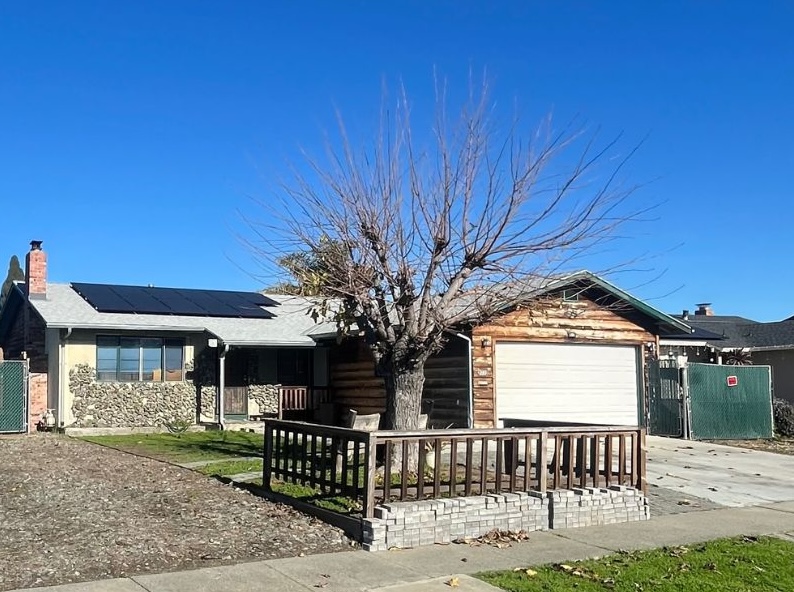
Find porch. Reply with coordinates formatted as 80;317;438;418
214;344;331;424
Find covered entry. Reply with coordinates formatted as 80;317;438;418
0;361;27;433
495;342;641;426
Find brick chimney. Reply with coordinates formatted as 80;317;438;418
695;302;713;316
25;240;47;299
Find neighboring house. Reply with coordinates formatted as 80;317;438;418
660;303;794;404
0;241;691;433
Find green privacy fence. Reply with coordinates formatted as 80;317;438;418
0;360;27;433
687;363;773;440
648;358;683;437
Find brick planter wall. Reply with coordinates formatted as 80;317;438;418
362;485;649;551
362;492;549;552
549;485;650;529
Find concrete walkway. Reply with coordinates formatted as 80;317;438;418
9;501;794;592
647;436;794;507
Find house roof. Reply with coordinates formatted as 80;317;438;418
10;283;320;347
664;313;794;351
309;270;692;339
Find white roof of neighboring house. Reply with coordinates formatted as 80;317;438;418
28;284;323;346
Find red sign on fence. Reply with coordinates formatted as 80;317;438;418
727;375;738;387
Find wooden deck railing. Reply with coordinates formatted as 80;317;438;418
277;387;330;418
263;420;647;519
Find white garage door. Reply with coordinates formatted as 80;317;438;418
495;342;640;426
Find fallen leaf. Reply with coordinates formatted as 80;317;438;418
446;576;460;587
525;569;538;577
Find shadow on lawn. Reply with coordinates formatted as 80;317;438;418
82;431;265;462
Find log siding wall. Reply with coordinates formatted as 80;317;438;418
471;297;657;428
329;339;469;427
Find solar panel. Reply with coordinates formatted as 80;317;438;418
71;283;277;319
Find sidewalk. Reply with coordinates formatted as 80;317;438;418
9;502;794;592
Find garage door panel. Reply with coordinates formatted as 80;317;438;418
495;342;639;426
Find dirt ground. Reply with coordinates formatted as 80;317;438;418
0;434;352;591
706;438;794;456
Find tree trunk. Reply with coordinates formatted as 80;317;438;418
383;362;425;431
382;361;425;470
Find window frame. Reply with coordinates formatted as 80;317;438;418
95;335;185;383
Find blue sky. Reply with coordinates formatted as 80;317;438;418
1;1;792;320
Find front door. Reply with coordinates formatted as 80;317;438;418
224;386;248;419
223;350;249;420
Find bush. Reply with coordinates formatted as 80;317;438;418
773;398;794;438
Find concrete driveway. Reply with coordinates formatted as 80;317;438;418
647;436;794;507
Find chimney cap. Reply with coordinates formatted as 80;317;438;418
696;302;712;307
30;240;43;251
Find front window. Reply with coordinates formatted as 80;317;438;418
96;336;184;382
277;349;311;385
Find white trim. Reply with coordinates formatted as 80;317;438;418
659;340;709;347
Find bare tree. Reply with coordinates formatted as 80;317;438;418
245;79;646;435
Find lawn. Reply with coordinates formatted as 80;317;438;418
269;480;362;514
197;458;264;477
81;430;264;463
478;536;794;592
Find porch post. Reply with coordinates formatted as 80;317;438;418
218;344;228;426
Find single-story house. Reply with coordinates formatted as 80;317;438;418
0;241;691;433
660;303;794;404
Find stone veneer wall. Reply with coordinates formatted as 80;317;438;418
361;486;648;552
247;384;280;415
70;364;215;428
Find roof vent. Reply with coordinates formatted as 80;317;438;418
682;309;689;320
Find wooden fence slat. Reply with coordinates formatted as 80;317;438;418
401;440;409;500
495;437;503;493
537;432;548;493
604;434;613;487
383;441;392;503
592;435;600;488
566;436;575;490
480;438;488;495
464;438;474;497
579;435;588;489
433;440;442;499
618;434;626;485
449;439;458;498
364;433;377;518
417;439;426;501
509;436;518;492
263;424;274;490
352;441;361;497
553;435;562;489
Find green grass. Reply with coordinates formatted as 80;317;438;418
269;480;361;514
81;431;264;463
478;536;794;592
197;458;264;477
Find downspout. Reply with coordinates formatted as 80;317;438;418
58;327;73;429
454;332;475;429
217;343;229;429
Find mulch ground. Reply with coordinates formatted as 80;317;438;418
0;434;352;591
706;438;794;456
